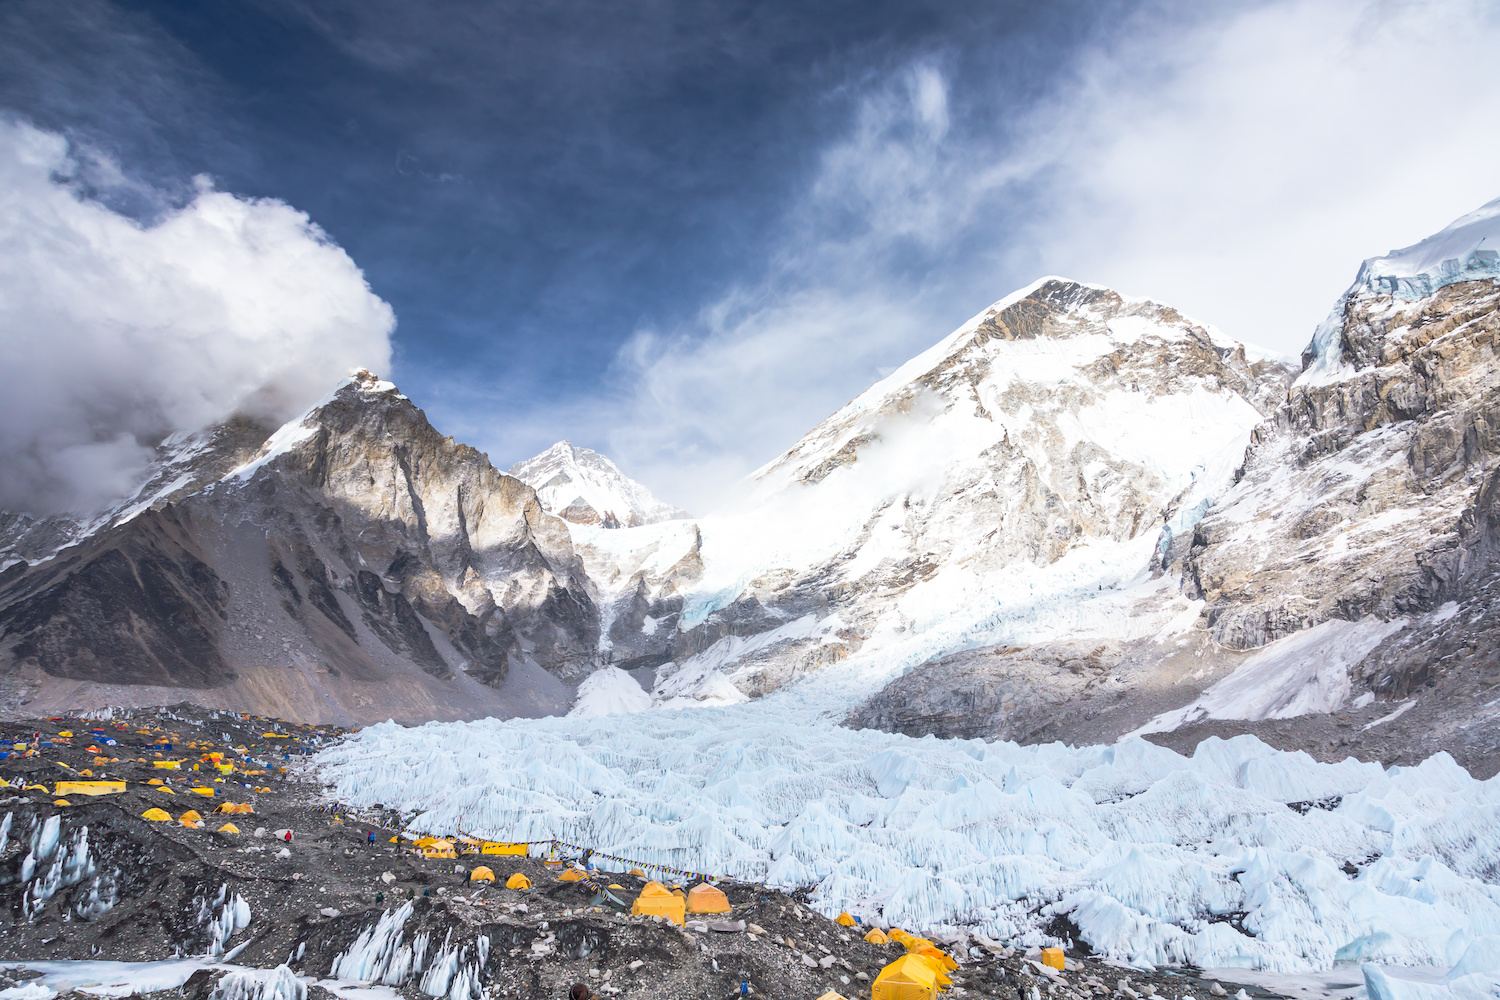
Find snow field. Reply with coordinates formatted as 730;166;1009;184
315;709;1500;973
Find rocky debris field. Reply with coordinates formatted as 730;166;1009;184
0;706;1290;1000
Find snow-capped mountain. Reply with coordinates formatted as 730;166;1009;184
5;199;1499;772
0;371;598;723
509;441;687;529
573;278;1295;707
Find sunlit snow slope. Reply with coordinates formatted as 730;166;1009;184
569;277;1293;715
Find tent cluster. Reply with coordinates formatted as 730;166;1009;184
868;928;960;999
140;806;251;834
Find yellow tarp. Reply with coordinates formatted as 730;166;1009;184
55;780;126;797
153;760;182;769
686;883;731;914
469;866;495;882
872;954;939;1000
505;872;532;890
141;808;171;821
481;842;528;855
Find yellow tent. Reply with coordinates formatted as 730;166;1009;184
888;928;911;944
865;928;891;945
470;866;495;882
908;953;953;988
836;911;857;927
557;868;586;882
629;867;646;876
57;731;73;738
153;760;182;769
218;823;241;834
55;780;126;797
414;836;440;848
872;954;939;1000
505;872;532;890
631;882;686;925
422;840;457;859
686;883;731;914
1040;947;1065;971
915;949;957;977
179;810;203;827
53;799;71;806
815;993;852;1000
190;787;215;796
215;802;254;814
142;807;172;822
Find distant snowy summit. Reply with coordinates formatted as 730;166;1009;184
509;440;688;528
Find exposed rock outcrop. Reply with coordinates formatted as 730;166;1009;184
0;371;598;722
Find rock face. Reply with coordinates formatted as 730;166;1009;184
0;371;598;723
508;440;687;528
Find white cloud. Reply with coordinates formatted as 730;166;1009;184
0;117;395;514
1023;0;1500;355
597;0;1500;512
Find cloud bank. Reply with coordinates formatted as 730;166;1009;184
0;118;394;514
596;0;1500;513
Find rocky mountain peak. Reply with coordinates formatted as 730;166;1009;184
509;440;687;529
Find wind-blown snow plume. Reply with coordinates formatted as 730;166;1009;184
0;117;394;514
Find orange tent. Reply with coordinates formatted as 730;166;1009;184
686;883;731;914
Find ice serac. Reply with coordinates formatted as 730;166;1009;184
0;370;598;723
508;441;688;529
578;277;1295;720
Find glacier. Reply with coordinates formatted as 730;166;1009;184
315;692;1500;974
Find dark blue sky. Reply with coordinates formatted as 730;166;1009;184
0;1;1128;488
6;0;1497;509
